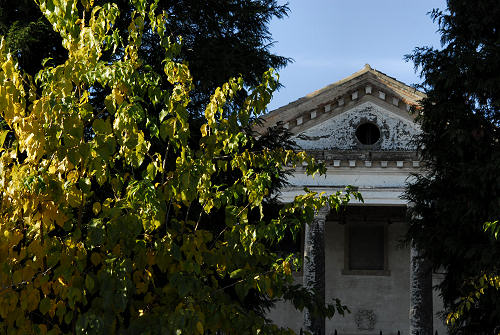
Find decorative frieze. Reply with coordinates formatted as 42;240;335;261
317;159;419;169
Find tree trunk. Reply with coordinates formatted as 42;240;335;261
409;242;433;335
303;205;329;335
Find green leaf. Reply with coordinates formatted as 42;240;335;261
159;108;168;122
230;269;244;279
85;275;95;292
146;163;156;180
39;298;51;315
93;119;112;134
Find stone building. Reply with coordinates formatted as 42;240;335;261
258;65;447;335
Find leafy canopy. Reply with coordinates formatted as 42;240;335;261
0;0;290;114
0;0;359;334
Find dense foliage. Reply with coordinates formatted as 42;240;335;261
0;1;357;334
0;0;290;114
405;0;500;333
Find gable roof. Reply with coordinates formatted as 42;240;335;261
258;64;425;135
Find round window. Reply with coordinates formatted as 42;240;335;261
355;123;380;145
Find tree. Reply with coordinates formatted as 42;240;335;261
0;0;290;114
405;0;500;333
0;1;356;334
0;0;70;73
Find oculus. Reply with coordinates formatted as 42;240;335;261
355;122;380;145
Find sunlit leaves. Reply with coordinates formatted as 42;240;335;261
0;0;356;334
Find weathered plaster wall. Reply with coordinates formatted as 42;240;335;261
267;221;448;335
293;102;420;151
324;220;410;334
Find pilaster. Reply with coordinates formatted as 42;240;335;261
303;205;329;335
409;242;433;335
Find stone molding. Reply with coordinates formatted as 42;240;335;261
283;82;418;132
257;64;425;135
292;149;420;170
296;159;419;169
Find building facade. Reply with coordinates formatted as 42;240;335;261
258;65;447;335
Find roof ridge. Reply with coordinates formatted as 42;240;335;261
267;64;424;116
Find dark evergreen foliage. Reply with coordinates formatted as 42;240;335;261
405;0;500;333
0;0;290;114
0;0;68;74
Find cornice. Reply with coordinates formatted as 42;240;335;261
295;149;420;170
258;64;425;135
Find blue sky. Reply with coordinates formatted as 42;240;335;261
267;0;447;110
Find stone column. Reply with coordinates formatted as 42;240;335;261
409;241;433;335
303;205;329;335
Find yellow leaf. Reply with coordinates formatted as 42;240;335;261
57;277;67;287
200;124;208;137
67;170;79;183
66;185;82;208
92;202;101;215
0;129;8;148
196;321;204;335
112;87;124;105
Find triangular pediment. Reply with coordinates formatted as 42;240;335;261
294;101;420;151
259;65;424;132
258;64;425;152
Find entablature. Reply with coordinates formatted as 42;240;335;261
299;149;420;169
